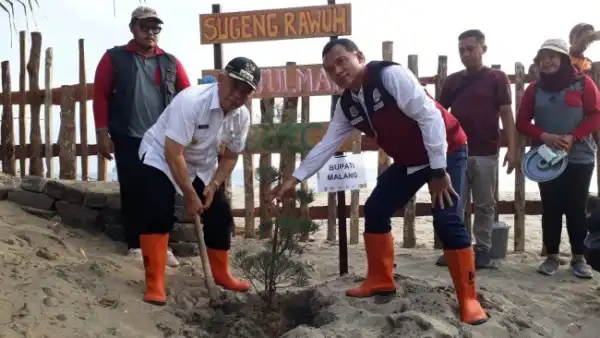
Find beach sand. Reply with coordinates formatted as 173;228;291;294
0;186;599;337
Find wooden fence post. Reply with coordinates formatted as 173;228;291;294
243;100;255;238
300;95;312;242
27;32;43;176
491;64;502;224
280;61;299;219
403;54;419;249
1;61;15;175
78;39;89;180
433;55;448;250
513;62;526;252
259;98;275;239
18;31;27;177
348;118;361;244
58;86;76;179
44;48;53;178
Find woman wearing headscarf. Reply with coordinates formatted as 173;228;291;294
516;38;600;278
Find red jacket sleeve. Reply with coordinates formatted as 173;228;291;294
515;82;545;140
174;58;191;93
571;75;600;140
92;52;113;131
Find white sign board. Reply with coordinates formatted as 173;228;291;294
317;154;367;193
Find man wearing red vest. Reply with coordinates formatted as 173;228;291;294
270;38;488;325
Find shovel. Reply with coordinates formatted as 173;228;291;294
193;214;219;306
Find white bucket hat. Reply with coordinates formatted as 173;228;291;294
538;38;569;56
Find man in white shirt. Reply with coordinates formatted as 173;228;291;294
137;57;259;306
269;39;488;325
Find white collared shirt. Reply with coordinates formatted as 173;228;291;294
139;84;250;194
292;64;447;182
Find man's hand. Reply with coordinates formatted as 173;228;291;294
540;132;563;148
183;192;204;217
97;131;114;160
203;181;218;211
503;150;517;174
268;178;298;206
555;134;574;151
428;172;459;209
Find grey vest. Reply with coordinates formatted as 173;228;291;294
533;80;596;164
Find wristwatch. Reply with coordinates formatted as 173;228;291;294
430;168;447;179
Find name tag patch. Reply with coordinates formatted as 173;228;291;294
197;124;209;129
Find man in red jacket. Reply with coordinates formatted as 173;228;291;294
92;6;191;266
270;38;488;325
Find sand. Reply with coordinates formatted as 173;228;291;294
1;185;600;337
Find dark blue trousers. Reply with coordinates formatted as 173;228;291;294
363;146;471;250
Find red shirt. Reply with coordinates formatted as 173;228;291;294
516;75;600;141
92;40;191;130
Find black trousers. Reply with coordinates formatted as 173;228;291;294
112;133;144;250
141;164;234;251
539;163;594;255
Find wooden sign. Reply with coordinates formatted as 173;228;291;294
200;4;352;45
202;64;343;98
245;122;377;154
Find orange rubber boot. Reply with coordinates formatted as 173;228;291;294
346;232;396;298
140;234;169;306
207;248;250;292
444;247;489;325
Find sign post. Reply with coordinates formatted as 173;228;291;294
326;0;349;276
316;151;368;276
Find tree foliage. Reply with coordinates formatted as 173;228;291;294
232;103;319;310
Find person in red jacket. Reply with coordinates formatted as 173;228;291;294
516;38;600;278
92;6;191;266
269;38;488;326
569;23;597;72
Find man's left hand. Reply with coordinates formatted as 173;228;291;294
428;172;459;209
503;150;517;174
203;181;218;210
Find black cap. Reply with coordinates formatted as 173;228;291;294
224;57;261;90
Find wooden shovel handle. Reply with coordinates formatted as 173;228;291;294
193;214;218;302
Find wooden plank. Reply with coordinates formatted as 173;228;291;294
202;63;341;98
5;83;92;106
2;143;98;159
1;72;539;106
0;126;529;160
199;4;351;44
246;122;523;153
231;199;577;219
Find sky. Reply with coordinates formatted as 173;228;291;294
0;0;599;193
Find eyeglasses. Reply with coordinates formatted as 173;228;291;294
140;23;162;34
